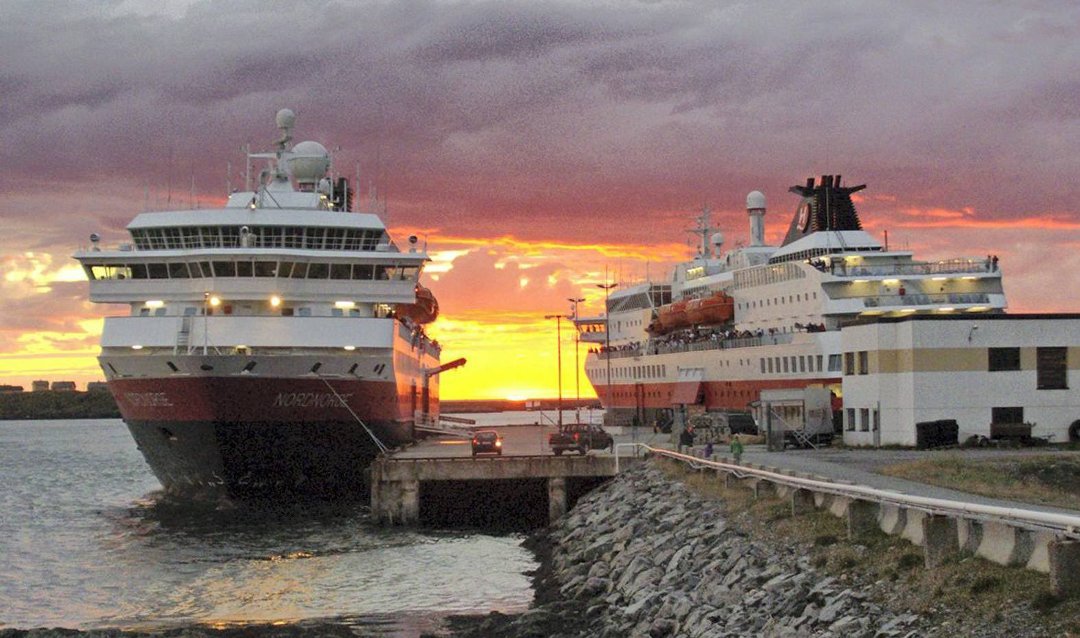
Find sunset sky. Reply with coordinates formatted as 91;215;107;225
2;1;1080;399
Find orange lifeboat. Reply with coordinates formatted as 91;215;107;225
685;292;734;325
657;299;690;330
395;285;439;324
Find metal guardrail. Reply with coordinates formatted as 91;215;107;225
614;443;1080;538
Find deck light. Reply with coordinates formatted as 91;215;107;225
335;301;356;309
270;295;282;307
209;296;221;307
962;276;977;281
968;306;989;312
852;279;869;284
883;278;900;285
145;300;164;308
932;276;948;281
939;307;955;312
131;344;143;350
343;345;356;351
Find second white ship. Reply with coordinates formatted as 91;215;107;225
580;175;1006;436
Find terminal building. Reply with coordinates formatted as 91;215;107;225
840;314;1080;446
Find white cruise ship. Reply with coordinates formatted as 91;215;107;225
74;109;442;500
580;175;1006;435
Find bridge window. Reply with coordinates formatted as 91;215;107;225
167;263;190;279
353;264;375;280
330;263;352;279
255;261;277;277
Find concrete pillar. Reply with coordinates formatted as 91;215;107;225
879;504;907;536
846;500;878;540
922;515;959;568
400;479;420;525
976;522;1032;567
1048;539;1080;599
790;489;815;517
548;477;567;523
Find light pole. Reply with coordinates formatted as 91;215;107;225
596;282;617;427
544;314;567;428
568;297;585;412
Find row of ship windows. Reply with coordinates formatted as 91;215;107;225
738;292;817;310
760;354;841;375
732;262;807;289
86;261;420;282
138;304;392;318
593;353;841;380
131;226;386;251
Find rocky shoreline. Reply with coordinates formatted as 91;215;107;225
442;463;925;638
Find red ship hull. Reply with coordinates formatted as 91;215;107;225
109;376;418;501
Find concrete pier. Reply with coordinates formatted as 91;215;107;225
371;454;616;525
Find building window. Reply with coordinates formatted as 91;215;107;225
860;408;870;432
991;406;1024;424
857;351;869;375
988;347;1020;372
846;408;855;431
843;352;855;375
827;354;840;372
1036;347;1068;389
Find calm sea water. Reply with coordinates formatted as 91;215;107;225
0;419;537;635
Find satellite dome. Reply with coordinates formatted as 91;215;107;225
711;232;725;246
287;140;330;184
746;190;766;210
276;108;296;131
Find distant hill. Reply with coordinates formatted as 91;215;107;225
0;390;121;420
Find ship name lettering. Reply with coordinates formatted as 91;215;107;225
273;392;353;408
126;392;174;407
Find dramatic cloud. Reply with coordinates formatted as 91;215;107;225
2;0;1079;394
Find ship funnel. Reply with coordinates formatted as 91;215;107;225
746;190;766;247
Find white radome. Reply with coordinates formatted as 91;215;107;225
746;190;766;210
276;108;296;130
711;232;724;247
288;140;330;183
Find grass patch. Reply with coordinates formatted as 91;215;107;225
879;452;1080;510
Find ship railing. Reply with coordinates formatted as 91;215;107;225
863;292;990;308
595;333;795;359
841;259;992;278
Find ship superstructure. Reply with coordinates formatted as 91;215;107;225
582;176;1006;431
74;109;441;499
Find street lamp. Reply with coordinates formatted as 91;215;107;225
567;297;585;411
596;281;617;426
544;313;568;428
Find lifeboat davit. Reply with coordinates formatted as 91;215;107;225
395;285;439;324
657;299;690;330
685;292;734;325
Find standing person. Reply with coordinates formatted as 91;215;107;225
704;440;714;459
730;434;744;464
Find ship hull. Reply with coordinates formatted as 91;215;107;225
109;374;420;501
